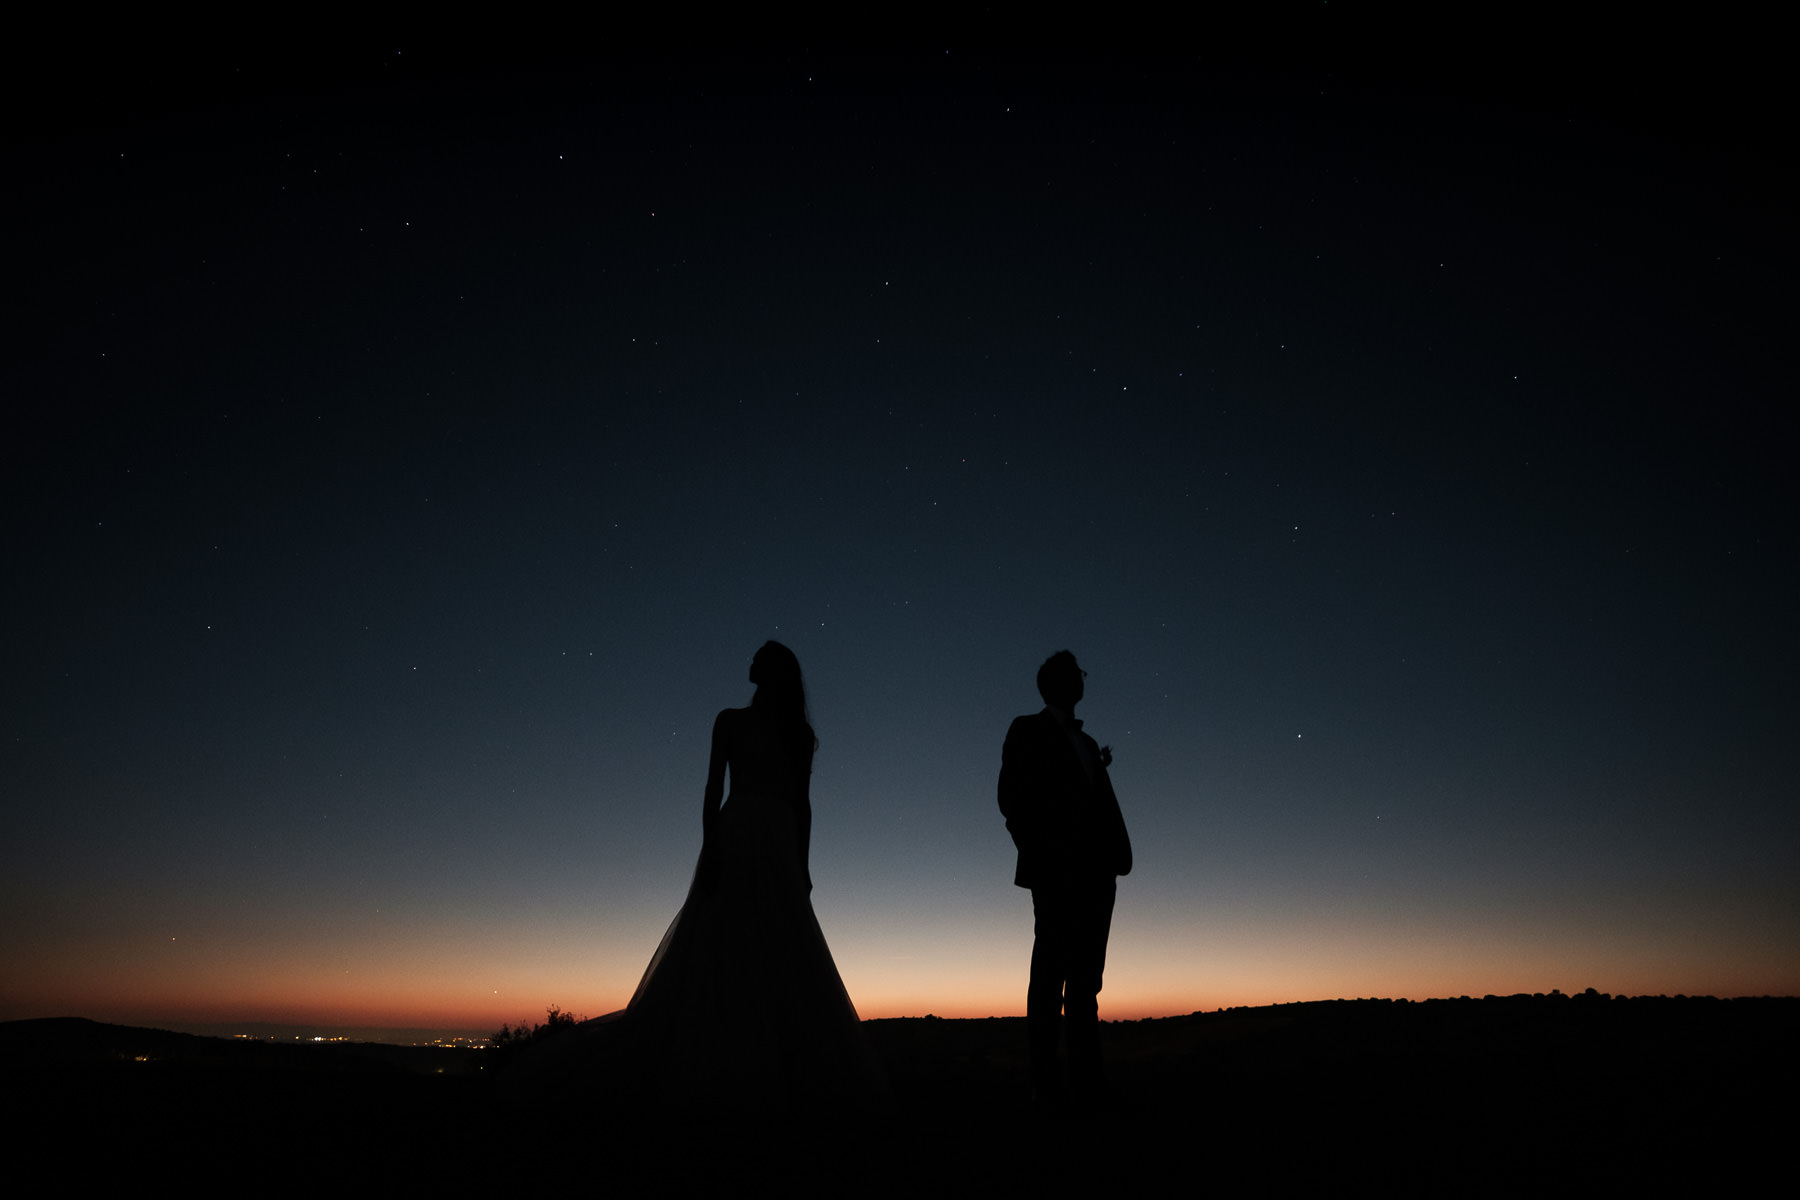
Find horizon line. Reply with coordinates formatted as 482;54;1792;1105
14;989;1796;1044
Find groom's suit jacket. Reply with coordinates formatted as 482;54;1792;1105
998;709;1133;890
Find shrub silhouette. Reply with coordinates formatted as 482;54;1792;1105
488;1005;582;1062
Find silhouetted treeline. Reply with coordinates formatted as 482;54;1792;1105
486;1005;582;1063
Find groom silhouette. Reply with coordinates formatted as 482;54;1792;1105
999;650;1133;1105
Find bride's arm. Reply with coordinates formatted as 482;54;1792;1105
696;710;730;887
703;710;729;833
797;753;813;892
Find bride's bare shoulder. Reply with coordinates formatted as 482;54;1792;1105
712;706;755;735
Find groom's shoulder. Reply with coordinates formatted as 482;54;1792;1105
1004;710;1049;741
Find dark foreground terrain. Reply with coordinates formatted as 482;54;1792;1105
5;995;1790;1192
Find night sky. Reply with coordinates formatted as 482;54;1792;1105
5;28;1793;1034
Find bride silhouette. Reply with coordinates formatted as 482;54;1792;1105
505;641;886;1111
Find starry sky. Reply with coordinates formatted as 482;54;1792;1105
5;29;1794;1033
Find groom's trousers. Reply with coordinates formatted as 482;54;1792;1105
1028;878;1117;1100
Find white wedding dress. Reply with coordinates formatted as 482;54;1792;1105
504;709;886;1112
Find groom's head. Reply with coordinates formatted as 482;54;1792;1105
1037;650;1085;711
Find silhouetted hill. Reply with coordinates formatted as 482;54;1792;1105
6;997;1790;1189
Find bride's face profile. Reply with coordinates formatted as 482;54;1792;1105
747;641;800;697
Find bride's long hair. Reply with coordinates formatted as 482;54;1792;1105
752;640;819;758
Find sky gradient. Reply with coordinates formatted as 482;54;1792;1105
5;35;1793;1033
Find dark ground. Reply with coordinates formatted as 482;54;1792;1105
5;994;1790;1192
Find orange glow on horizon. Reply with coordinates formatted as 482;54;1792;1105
10;963;1795;1036
10;899;1795;1034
